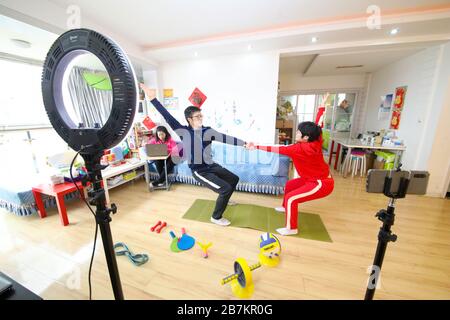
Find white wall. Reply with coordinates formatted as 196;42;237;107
363;44;448;170
424;42;450;197
151;51;280;143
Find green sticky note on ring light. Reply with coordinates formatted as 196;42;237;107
82;71;112;91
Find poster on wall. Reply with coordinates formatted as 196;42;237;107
163;97;179;110
378;94;393;120
390;86;407;129
189;87;207;108
163;89;173;98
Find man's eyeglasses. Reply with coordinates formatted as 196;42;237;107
191;114;203;120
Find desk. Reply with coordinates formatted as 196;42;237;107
329;138;406;175
0;272;42;300
32;181;85;226
145;155;171;191
101;159;149;205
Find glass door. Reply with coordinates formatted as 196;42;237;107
332;92;357;139
276;95;297;144
276;91;358;153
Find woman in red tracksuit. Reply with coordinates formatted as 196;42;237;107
251;121;334;236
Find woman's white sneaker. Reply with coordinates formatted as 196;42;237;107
276;227;298;236
210;217;231;226
275;207;285;213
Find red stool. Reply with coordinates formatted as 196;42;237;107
32;181;85;226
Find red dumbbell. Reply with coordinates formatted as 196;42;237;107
150;221;162;232
156;222;167;233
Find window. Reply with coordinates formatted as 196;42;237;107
297;95;316;122
0;59;50;128
0;59;69;177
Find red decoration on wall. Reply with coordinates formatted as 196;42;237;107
390;86;407;130
390;111;402;130
393;87;407;111
143;116;156;130
189;87;207;108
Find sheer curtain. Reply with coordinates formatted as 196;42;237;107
67;67;113;127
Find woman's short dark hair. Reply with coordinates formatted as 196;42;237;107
298;121;322;142
184;106;201;122
155;126;171;142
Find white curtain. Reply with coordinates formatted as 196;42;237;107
67;67;113;128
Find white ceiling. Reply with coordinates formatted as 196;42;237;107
0;14;145;75
279;55;316;75
46;0;449;48
146;16;450;61
1;0;450;71
0;14;57;61
279;46;427;76
308;49;423;76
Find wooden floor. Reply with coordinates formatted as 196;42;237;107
1;171;449;300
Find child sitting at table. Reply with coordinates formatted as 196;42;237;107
147;126;179;190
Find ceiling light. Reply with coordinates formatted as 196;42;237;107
10;38;32;49
247;44;252;50
311;37;318;43
194;51;198;57
336;65;363;69
390;28;399;35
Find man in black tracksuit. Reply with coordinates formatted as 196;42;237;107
140;84;247;226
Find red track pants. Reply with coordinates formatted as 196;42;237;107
282;176;334;230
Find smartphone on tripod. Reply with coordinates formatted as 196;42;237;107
366;169;429;195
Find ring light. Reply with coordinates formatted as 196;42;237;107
42;28;137;155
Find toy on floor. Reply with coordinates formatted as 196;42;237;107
178;228;195;250
221;258;261;299
258;233;282;267
114;242;149;266
197;241;212;258
169;231;182;253
151;221;162;232
156;222;167;233
151;221;167;233
220;233;282;298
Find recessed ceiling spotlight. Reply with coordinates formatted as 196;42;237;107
10;38;32;49
194;51;198;57
247;44;252;50
311;37;318;43
390;28;399;35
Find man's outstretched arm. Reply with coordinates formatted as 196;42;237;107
207;128;246;147
140;84;184;131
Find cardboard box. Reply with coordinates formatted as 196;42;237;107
365;152;375;172
373;159;385;170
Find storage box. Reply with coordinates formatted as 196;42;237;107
123;170;137;181
365;152;376;172
373;159;385;170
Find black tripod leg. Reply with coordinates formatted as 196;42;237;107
98;218;124;300
83;152;124;300
365;205;396;300
365;239;388;300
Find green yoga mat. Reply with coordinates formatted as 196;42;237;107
182;199;332;243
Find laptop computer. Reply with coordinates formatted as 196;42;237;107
145;144;168;157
